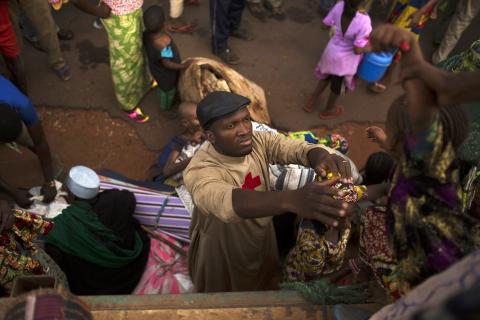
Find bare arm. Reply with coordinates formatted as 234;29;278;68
233;179;349;227
161;58;191;71
70;0;111;18
28;123;55;182
354;43;372;55
369;24;437;132
0;176;32;208
162;150;191;177
27;123;57;202
400;63;480;106
400;36;437;132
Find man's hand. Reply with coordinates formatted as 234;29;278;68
0;200;15;233
13;190;33;209
308;148;352;180
286;179;350;227
41;181;57;203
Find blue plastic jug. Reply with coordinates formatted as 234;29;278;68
357;51;394;82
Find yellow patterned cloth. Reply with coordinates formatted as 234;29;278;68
102;8;151;111
284;182;366;282
0;210;53;292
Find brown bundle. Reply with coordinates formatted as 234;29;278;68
178;57;271;125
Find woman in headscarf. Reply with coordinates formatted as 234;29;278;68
44;166;150;295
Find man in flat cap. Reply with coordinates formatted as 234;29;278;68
184;91;353;292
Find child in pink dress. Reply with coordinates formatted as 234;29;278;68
305;0;372;120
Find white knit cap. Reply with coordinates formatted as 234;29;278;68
65;166;100;199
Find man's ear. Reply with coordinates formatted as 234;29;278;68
205;130;215;144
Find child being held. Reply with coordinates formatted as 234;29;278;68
148;102;203;186
143;5;192;111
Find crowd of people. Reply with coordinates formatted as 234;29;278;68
1;0;480;319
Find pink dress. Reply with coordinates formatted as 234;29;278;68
314;1;372;91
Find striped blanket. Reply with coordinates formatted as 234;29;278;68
99;175;191;244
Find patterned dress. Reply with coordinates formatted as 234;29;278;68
387;0;434;38
101;1;151;111
361;116;480;300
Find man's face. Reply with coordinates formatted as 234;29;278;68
206;107;253;157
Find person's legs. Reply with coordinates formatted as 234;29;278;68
4;56;28;95
156;88;176;110
210;0;242;64
320;76;344;119
322;90;340;116
0;2;27;95
170;0;185;20
18;0;71;80
304;79;329;112
102;9;151;122
432;0;480;64
227;0;247;33
263;0;285;21
246;0;268;22
19;10;38;43
210;0;231;55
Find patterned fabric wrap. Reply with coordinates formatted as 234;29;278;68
284;220;352;281
371;250;480;320
133;234;193;294
319;133;349;155
359;206;400;300
438;39;480;73
284;181;366;281
387;0;433;38
0;210;53;291
287;131;349;154
102;8;151;111
386;118;480;298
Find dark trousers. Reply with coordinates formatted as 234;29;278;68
210;0;246;54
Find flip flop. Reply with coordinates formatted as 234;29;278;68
368;82;387;94
319;105;344;120
303;96;315;113
166;23;197;34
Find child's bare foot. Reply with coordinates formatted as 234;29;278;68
319;105;344;120
368;82;387;94
303;96;317;113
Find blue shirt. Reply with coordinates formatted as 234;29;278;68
0;75;39;127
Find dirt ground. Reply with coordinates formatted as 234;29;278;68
2;0;480;188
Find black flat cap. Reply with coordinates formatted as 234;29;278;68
197;91;251;128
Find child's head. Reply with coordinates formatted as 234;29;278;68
385;94;469;158
179;102;201;133
143;5;165;33
345;0;364;12
363;151;395;185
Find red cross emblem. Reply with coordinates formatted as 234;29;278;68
242;172;261;190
